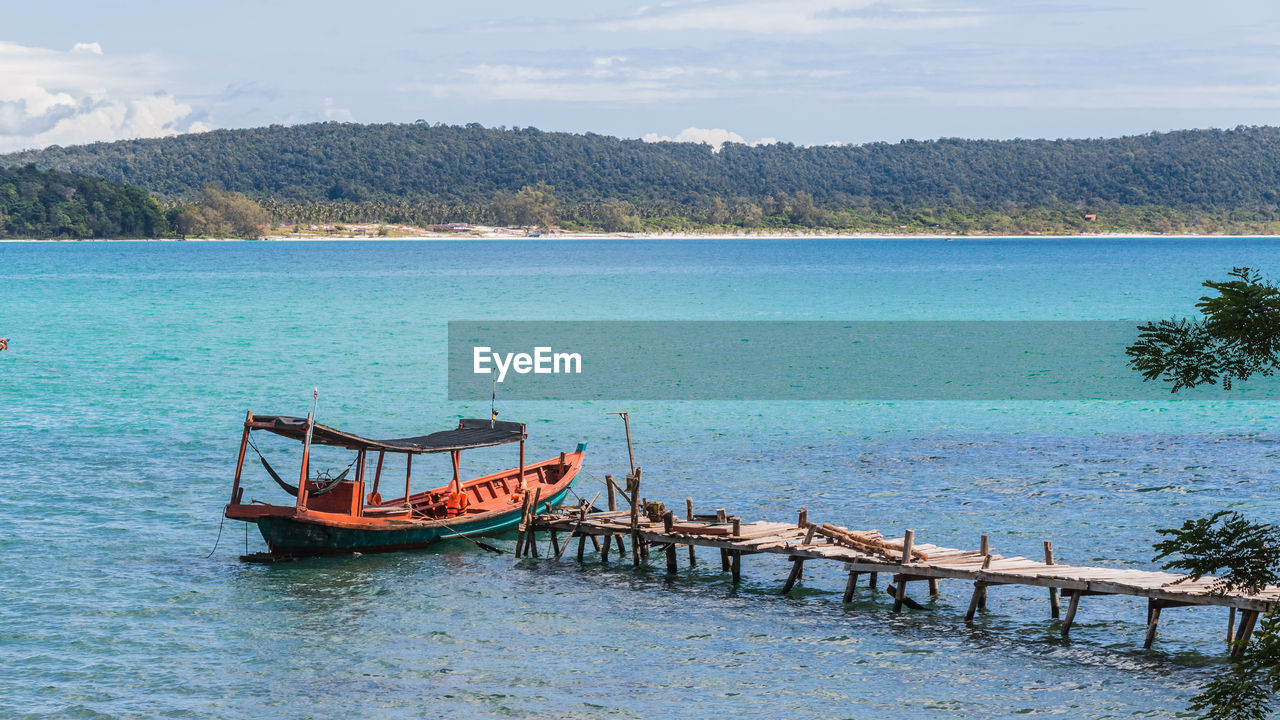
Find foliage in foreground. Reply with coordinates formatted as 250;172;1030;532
1154;512;1280;594
1153;513;1280;720
1128;268;1280;391
1131;268;1280;719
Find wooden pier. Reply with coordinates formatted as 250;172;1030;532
518;469;1280;656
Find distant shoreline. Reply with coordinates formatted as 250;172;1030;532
4;230;1279;243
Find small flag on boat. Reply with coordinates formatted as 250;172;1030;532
0;338;7;352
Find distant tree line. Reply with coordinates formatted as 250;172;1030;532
0;164;168;238
7;122;1280;237
170;187;270;239
0;165;271;239
259;189;1280;236
7;121;1280;211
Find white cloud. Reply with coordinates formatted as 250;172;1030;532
642;126;778;151
440;62;728;103
587;55;629;78
323;97;355;122
0;41;201;153
883;82;1280;110
598;0;986;35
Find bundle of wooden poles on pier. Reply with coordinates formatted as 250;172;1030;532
515;468;1280;656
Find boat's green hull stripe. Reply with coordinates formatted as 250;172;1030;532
255;483;575;556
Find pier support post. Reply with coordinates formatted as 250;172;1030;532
554;528;577;561
663;511;679;574
1233;610;1260;657
639;508;650;563
686;498;697;567
1061;591;1081;638
965;582;987;622
1045;541;1060;619
577;535;587;563
1144;600;1161;649
928;579;939;596
717;509;731;571
782;558;805;594
528;487;543;557
868;572;878;589
600;473;616;563
977;536;991;610
843;566;858;603
515;493;531;557
731;517;742;584
628;471;641;567
892;531;915;612
1228;607;1236;649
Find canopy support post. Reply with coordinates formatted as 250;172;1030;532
231;411;252;505
403;454;413;509
295;412;314;511
354;448;366;515
451;450;461;493
368;450;384;504
518;436;526;492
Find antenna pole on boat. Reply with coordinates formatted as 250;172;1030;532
312;387;319;418
608;411;636;476
490;371;497;428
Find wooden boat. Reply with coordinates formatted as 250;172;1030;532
224;411;584;557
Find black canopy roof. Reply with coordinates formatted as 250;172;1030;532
252;415;526;453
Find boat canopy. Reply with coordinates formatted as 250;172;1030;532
250;415;526;454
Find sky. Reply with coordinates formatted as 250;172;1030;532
3;0;1280;153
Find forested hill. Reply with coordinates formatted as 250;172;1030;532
0;164;169;238
6;122;1280;210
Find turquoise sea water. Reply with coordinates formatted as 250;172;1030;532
4;236;1280;719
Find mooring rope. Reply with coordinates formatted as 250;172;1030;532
436;524;506;554
205;504;229;558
